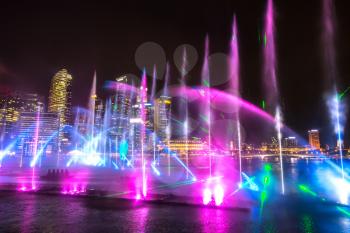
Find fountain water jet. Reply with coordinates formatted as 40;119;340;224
163;63;172;176
140;70;148;197
263;0;285;194
322;0;346;180
151;66;157;164
180;47;190;178
229;15;242;184
201;35;212;178
275;107;285;194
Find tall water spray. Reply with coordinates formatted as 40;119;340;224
181;47;190;178
87;72;97;158
201;35;212;177
140;70;148;197
275;107;284;194
88;73;97;136
229;15;242;184
33;108;40;188
263;0;285;194
150;65;157;102
151;66;157;164
163;63;172;176
322;0;346;179
103;99;111;166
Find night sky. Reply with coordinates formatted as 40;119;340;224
0;0;349;145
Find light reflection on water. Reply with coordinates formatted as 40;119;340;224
0;193;349;233
1;160;350;232
20;193;36;233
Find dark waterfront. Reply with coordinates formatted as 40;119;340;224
0;190;349;233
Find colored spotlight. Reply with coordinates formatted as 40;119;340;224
214;185;224;206
203;188;212;205
332;178;350;205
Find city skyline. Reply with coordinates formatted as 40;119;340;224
0;66;340;151
0;1;349;146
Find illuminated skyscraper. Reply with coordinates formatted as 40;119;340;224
0;92;44;141
94;97;104;131
19;93;44;113
154;96;171;143
17;112;59;158
283;136;297;148
308;129;321;150
48;69;73;128
109;75;133;142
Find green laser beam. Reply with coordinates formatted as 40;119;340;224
297;184;350;218
264;176;270;186
302;215;314;233
337;206;350;217
338;87;350;100
260;163;272;218
298;185;317;197
264;163;272;172
261;100;266;110
261;190;267;203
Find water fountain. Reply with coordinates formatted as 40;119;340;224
151;66;157;164
322;0;346;180
181;47;190;179
140;70;148;198
201;35;212;178
229;15;242;185
0;0;349;214
263;0;285;194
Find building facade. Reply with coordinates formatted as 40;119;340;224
17;112;59;157
48;69;73;129
154;96;171;144
48;69;73;149
308;129;321;150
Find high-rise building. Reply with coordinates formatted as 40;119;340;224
48;69;72;148
154;96;171;144
130;104;142;151
48;69;73;128
94;97;104;131
17;112;59;157
0;95;21;140
283;137;297;148
109;75;133;145
130;102;154;152
20;93;44;112
0;92;44;141
308;129;320;150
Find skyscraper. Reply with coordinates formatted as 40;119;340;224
17;112;59;158
48;69;73;128
48;69;72;148
109;75;133;144
308;129;321;150
19;93;44;112
283;136;297;148
154;96;171;144
0;92;44;142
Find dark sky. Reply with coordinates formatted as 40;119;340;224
0;0;349;145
